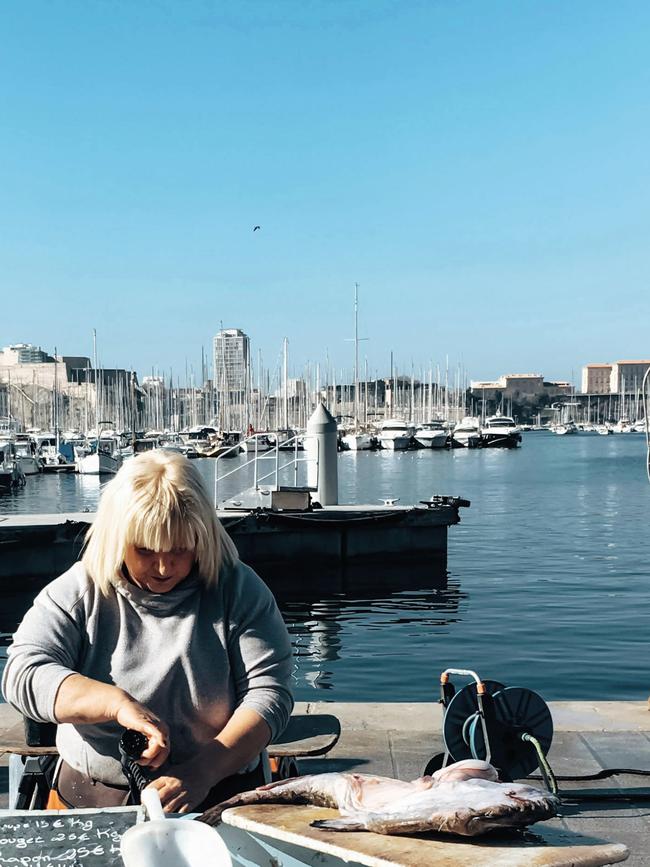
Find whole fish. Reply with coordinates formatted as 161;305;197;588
198;759;558;837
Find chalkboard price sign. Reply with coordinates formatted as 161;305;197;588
0;807;140;866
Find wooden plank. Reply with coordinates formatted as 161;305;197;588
222;805;629;867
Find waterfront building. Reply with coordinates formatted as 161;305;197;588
581;363;613;394
213;328;251;431
0;343;55;365
469;374;572;404
609;360;650;394
0;344;143;432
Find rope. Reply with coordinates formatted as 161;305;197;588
250;509;415;528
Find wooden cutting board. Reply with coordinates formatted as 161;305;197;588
222;805;629;867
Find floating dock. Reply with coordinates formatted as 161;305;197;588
0;499;466;591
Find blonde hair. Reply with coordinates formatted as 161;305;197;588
82;449;238;595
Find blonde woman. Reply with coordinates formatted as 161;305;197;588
2;450;293;812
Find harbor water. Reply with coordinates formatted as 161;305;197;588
1;431;649;703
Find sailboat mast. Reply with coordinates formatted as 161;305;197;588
53;346;59;449
353;283;359;428
283;337;289;430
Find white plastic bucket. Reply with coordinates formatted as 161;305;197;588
120;788;232;867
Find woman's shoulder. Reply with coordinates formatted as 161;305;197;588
218;558;268;594
38;561;98;615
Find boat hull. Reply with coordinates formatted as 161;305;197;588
342;434;373;451
481;432;521;448
414;432;448;449
380;435;411;450
16;456;43;474
77;452;123;475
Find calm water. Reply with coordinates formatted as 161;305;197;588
2;432;649;702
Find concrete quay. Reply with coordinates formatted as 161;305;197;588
2;700;650;864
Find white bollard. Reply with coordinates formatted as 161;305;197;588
306;403;338;506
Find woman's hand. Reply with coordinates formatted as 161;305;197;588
114;697;170;769
145;759;213;813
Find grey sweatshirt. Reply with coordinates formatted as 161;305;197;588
2;559;294;785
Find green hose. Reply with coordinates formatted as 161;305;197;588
521;732;558;796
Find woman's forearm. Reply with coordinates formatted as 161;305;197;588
53;673;129;724
54;673;170;768
200;707;272;782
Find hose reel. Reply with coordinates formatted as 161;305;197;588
425;668;557;794
426;668;650;802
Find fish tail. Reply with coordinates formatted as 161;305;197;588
197;789;268;826
311;818;366;832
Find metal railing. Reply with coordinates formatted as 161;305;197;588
213;431;319;508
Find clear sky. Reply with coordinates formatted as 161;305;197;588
1;0;649;386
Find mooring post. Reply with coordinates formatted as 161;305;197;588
306;403;338;505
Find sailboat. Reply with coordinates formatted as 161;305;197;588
341;284;374;452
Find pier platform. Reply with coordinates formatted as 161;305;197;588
0;500;463;589
1;700;649;864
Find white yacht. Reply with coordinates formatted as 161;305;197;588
553;420;577;436
76;435;123;475
379;419;412;450
414;421;448;449
451;416;482;448
341;430;374;451
240;433;275;454
481;414;522;448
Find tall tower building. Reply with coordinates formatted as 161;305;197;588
213;328;251;430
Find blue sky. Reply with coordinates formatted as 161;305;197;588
1;0;649;385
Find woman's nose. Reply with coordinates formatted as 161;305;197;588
157;555;172;575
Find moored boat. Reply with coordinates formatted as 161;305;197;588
451;416;481;448
379;419;412;450
480;414;522;448
414;421;448;449
0;442;26;489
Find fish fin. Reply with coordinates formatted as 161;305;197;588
312;818;366;832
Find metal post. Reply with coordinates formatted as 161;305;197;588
306;403;338;506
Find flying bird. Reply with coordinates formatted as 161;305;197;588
253;225;261;231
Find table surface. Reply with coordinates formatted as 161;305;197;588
222;804;630;867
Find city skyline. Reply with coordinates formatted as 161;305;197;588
2;1;649;380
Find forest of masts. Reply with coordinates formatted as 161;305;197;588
3;353;644;435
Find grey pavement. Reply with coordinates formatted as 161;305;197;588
2;700;649;864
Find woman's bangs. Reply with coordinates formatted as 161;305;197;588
126;502;198;553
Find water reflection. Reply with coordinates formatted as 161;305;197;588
276;575;466;695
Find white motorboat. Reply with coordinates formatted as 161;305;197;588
553;421;577;436
414;421;448;449
480;414;522;448
613;417;633;433
240;433;275;453
76;435;123;475
379;419;412;450
0;442;26;489
341;431;374;451
595;424;613;436
451;416;482;448
12;434;43;474
269;429;303;451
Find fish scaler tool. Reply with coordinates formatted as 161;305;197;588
426;668;650;803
